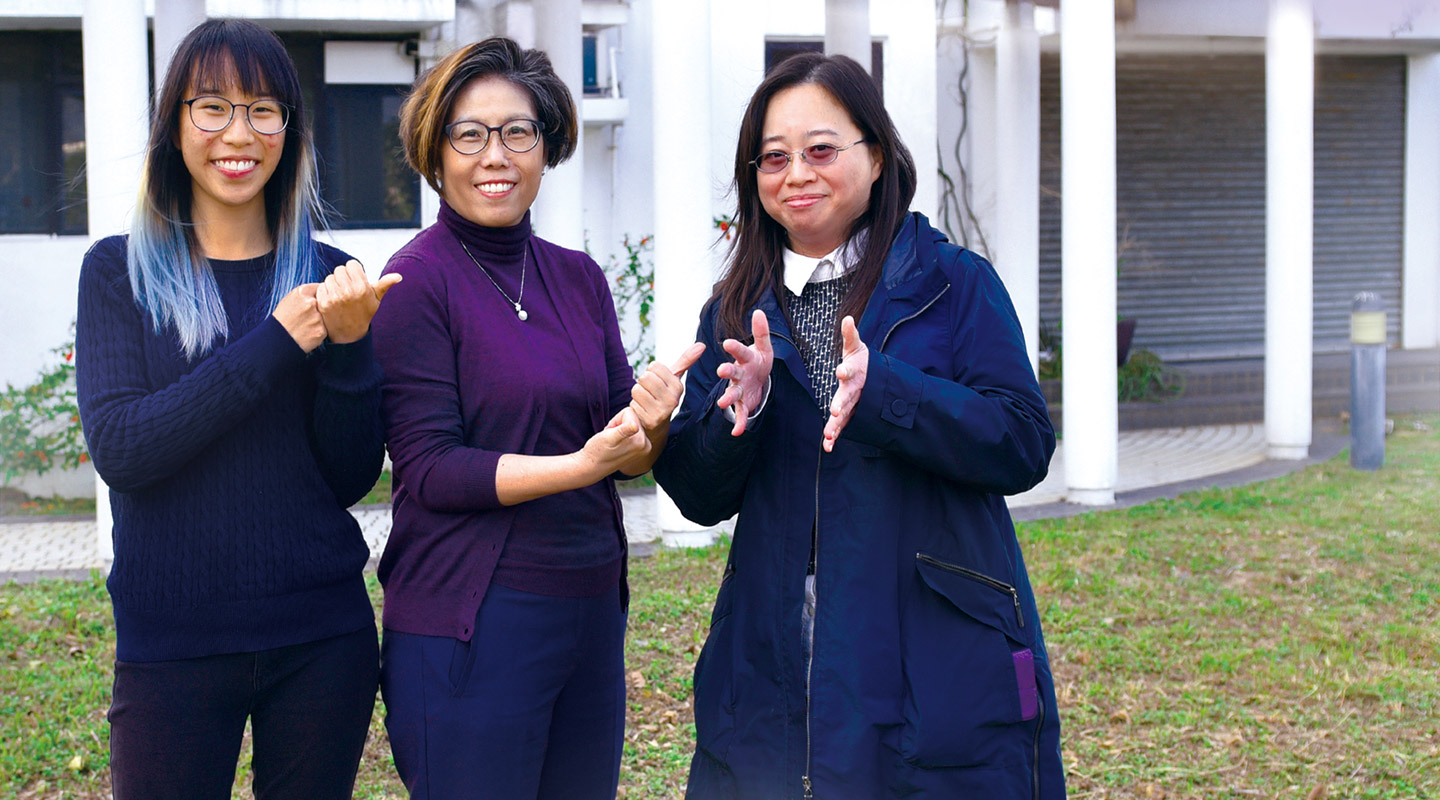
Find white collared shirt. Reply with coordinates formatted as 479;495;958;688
780;233;866;296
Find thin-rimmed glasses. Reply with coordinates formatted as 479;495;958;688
182;96;290;135
751;139;867;173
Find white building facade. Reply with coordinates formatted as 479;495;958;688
1;0;1438;515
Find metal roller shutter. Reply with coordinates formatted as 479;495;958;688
1037;54;1405;361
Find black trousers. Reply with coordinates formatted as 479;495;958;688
108;625;380;800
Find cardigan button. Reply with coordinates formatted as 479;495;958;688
890;399;907;416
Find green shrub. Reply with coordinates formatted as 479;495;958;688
1;330;88;486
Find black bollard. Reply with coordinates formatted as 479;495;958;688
1349;292;1386;470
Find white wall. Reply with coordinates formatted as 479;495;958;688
0;235;93;499
0;237;90;387
1126;0;1440;40
319;229;421;279
0;0;456;29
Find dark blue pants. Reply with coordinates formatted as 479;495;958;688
380;583;627;800
107;626;380;800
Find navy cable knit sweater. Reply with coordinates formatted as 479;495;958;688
76;235;380;662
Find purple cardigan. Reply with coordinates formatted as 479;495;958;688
371;214;633;641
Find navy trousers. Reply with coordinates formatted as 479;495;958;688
107;625;380;800
381;582;627;800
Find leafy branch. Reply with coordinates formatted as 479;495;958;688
1;326;89;486
605;234;657;373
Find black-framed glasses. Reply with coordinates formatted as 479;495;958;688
751;139;867;173
183;96;290;135
445;118;542;156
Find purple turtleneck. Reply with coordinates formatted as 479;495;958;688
371;202;632;639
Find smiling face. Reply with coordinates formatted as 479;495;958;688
439;76;546;228
178;80;285;225
756;83;882;258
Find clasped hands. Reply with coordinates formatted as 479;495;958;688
583;342;708;476
273;260;403;352
718;309;868;451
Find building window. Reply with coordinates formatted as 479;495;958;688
0;32;86;235
318;84;417;227
764;39;884;96
281;35;420;230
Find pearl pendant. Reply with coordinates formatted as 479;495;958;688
516;304;528;322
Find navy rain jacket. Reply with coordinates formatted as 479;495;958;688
654;213;1066;799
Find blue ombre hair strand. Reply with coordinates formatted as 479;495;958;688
128;18;325;359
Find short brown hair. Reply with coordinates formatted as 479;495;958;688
399;36;578;194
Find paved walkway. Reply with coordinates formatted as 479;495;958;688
0;422;1345;581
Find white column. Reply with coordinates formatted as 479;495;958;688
1060;0;1117;506
826;0;871;71
84;0;150;563
1264;0;1313;460
153;0;207;92
995;0;1041;373
1403;54;1440;350
531;0;586;251
886;0;939;222
653;0;716;545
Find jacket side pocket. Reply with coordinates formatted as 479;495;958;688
900;552;1039;769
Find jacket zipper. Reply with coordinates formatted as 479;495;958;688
915;553;1024;629
798;283;949;798
1032;692;1045;800
802;435;822;800
752;318;816;797
877;283;950;353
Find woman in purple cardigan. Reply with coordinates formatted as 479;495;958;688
370;37;698;800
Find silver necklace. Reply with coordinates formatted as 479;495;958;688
458;239;529;321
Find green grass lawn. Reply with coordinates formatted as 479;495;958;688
2;415;1436;799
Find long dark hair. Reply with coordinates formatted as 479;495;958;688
714;52;917;341
128;18;323;358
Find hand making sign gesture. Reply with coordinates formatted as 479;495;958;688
716;309;775;436
823;315;868;452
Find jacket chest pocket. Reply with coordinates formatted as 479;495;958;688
900;552;1039;769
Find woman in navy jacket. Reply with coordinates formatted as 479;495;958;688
653;52;1066;798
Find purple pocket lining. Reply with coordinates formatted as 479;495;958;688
1013;648;1039;721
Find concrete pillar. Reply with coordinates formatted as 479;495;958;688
1060;0;1117;506
653;0;717;545
1403;54;1440;350
531;0;586;251
826;0;871;72
887;0;939;223
153;0;207;93
1264;0;1314;460
995;0;1041;374
83;0;150;563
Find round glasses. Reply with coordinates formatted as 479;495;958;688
445;118;542;156
183;96;290;135
752;139;868;173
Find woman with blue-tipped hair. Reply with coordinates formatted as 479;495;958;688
75;18;398;799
